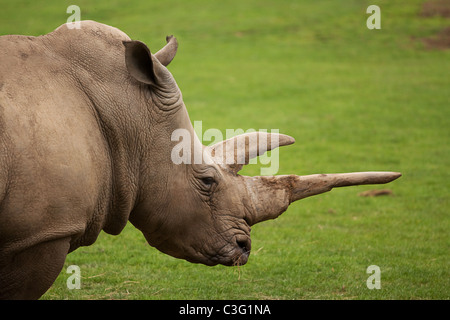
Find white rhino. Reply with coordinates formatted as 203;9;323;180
0;21;400;299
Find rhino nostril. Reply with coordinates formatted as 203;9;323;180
236;238;251;253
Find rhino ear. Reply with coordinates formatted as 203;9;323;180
154;35;178;67
123;40;158;85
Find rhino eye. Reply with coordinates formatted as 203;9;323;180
201;177;215;187
198;177;216;193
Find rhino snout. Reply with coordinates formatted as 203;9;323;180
231;235;251;266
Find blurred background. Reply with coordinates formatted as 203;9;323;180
0;0;448;299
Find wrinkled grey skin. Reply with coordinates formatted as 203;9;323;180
0;21;400;299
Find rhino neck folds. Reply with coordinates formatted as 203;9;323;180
83;99;141;236
146;85;184;114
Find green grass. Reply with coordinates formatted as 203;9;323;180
1;0;449;299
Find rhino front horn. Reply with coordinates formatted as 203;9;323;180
244;171;402;225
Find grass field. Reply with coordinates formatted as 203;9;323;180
1;0;448;299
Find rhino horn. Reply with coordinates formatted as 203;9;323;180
207;132;295;174
154;35;178;66
244;172;402;226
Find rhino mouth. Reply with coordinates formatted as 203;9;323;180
143;230;251;267
232;236;251;266
210;235;251;267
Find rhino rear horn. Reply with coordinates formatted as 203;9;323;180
207;132;295;174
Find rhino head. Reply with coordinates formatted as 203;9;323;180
120;36;401;267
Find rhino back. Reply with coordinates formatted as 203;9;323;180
0;29;113;254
